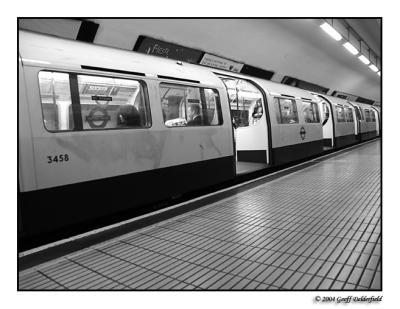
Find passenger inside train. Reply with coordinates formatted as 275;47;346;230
186;104;202;126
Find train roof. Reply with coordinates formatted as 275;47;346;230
18;30;223;87
211;68;316;101
348;100;378;110
311;92;379;112
310;92;354;106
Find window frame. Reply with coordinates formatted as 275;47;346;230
159;82;223;128
37;69;152;133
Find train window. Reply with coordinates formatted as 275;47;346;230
344;106;354;122
38;71;74;131
77;75;151;130
219;77;263;128
371;111;376;122
315;96;330;126
160;83;222;127
359;108;365;120
322;102;330;125
364;109;371;122
336;105;345;122
302;101;320;123
274;98;299;124
354;106;362;121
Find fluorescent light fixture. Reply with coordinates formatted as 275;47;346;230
377;72;381;76
369;64;379;72
358;55;370;65
320;22;342;41
342;42;359;55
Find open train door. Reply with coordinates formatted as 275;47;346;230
314;94;335;149
371;106;380;136
219;75;270;175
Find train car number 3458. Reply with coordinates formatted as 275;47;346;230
47;154;70;164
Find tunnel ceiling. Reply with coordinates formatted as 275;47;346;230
19;18;381;103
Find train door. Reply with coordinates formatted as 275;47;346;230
349;103;359;136
372;108;380;135
219;76;269;175
315;95;334;149
353;105;362;141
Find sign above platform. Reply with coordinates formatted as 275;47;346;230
200;53;244;73
134;36;203;64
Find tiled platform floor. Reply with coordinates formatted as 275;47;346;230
19;140;381;290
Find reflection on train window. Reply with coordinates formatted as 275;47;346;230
302;101;320;123
160;83;222;127
274;98;299;124
336;105;345;122
344;106;354;122
38;71;74;131
219;77;263;128
77;75;151;130
364;109;371;122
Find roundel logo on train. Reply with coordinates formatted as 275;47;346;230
300;126;306;140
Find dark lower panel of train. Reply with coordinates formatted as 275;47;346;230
18;156;236;250
323;138;333;147
361;131;378;141
335;134;358;148
237;150;267;163
271;140;323;165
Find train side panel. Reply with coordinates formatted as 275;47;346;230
18;57;37;193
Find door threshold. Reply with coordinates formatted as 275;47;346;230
236;161;268;175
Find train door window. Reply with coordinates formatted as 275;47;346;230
359;107;365;120
302;101;320;123
160;83;222;127
274;98;299;124
336;105;345;122
364;109;371;122
354;106;362;120
371;111;376;122
344;106;354;122
315;96;330;126
77;75;151;130
38;71;74;131
204;88;223;125
219;77;263;127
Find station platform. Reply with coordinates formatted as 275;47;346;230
19;139;381;290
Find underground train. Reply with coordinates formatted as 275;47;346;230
18;30;381;248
